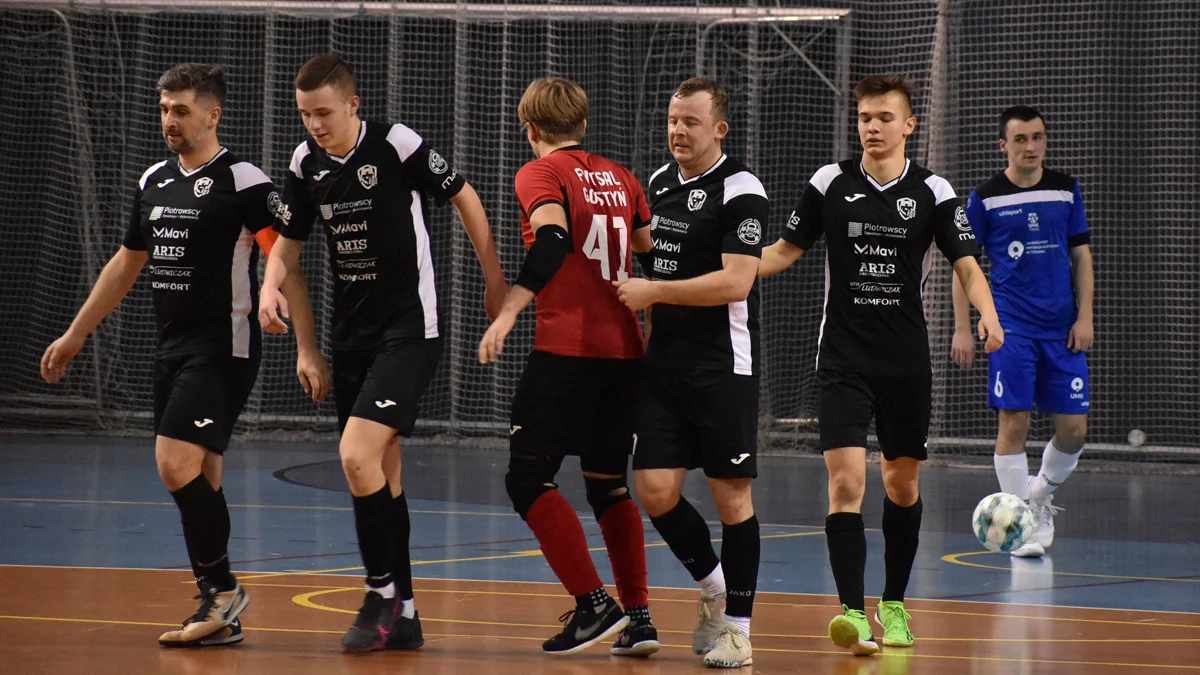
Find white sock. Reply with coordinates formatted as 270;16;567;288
698;563;726;598
368;582;396;599
400;598;416;619
724;615;751;637
1030;440;1079;503
994;452;1030;500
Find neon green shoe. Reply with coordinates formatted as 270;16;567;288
828;604;879;656
874;600;914;647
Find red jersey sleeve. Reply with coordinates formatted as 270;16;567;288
628;174;651;230
514;159;566;222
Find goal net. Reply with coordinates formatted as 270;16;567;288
1;0;1196;467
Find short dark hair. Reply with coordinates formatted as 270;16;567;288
295;54;357;96
674;76;728;123
999;105;1045;139
854;75;915;113
156;63;227;106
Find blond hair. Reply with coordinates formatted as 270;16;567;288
518;78;588;144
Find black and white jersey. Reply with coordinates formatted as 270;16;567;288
276;121;466;351
783;159;979;376
644;155;768;376
123;149;279;359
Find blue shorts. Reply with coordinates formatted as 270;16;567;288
988;334;1090;415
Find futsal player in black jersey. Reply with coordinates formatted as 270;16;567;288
259;54;507;653
41;63;325;647
759;75;1004;656
614;77;765;669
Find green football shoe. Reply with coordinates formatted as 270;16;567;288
874;600;914;647
828;604;879;656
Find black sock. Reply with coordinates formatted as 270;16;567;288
170;475;235;592
626;605;652;626
648;497;720;581
352;485;396;590
393;491;414;601
882;495;922;603
721;515;760;618
825;512;866;612
575;587;612;612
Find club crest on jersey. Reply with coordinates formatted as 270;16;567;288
357;164;378;190
193;177;213;198
1008;240;1025;259
896;197;916;221
737;218;762;245
268;191;282;217
954;205;971;231
687;189;707;211
428;151;449;174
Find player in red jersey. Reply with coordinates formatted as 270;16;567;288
478;78;658;658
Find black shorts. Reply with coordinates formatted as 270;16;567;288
154;352;260;454
632;366;759;479
817;368;931;461
333;338;443;435
509;351;639;466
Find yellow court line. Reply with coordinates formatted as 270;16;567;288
2;613;1195;670
943;550;1200;584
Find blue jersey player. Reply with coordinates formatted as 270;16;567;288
951;106;1094;558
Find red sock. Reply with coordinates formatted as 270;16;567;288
526;491;603;597
598;499;649;608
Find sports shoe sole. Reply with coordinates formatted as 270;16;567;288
546;615;630;656
611;638;661;657
829;615;879;656
159;619;244;648
703;655;754;668
873;612;914;647
1011;541;1046;558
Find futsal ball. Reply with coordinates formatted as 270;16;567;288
972;492;1034;553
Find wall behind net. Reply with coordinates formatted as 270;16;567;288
0;1;1195;464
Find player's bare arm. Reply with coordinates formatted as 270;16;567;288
758;239;805;277
259;236;303;334
614;253;758;311
450;182;508;321
1068;243;1094;352
952;255;1004;353
478;202;568;364
41;245;147;383
951;273;976;368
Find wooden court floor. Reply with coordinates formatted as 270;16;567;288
2;565;1198;675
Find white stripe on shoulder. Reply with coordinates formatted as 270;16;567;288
723;171;767;203
809;163;843;196
981;189;1074;211
386;123;424;162
230;162;272;192
138;160;169;190
924;174;957;205
648;163;672;186
288;143;311;179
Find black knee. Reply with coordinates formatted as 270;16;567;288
585;475;631;520
505;453;561;520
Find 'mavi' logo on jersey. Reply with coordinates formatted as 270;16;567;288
153;226;188;239
330;222;368;235
854;243;895;257
654;238;681;253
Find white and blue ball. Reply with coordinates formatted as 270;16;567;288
972;492;1034;553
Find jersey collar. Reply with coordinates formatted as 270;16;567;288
177;147;228;177
859;158;910;192
325;120;369;165
677;153;727;184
